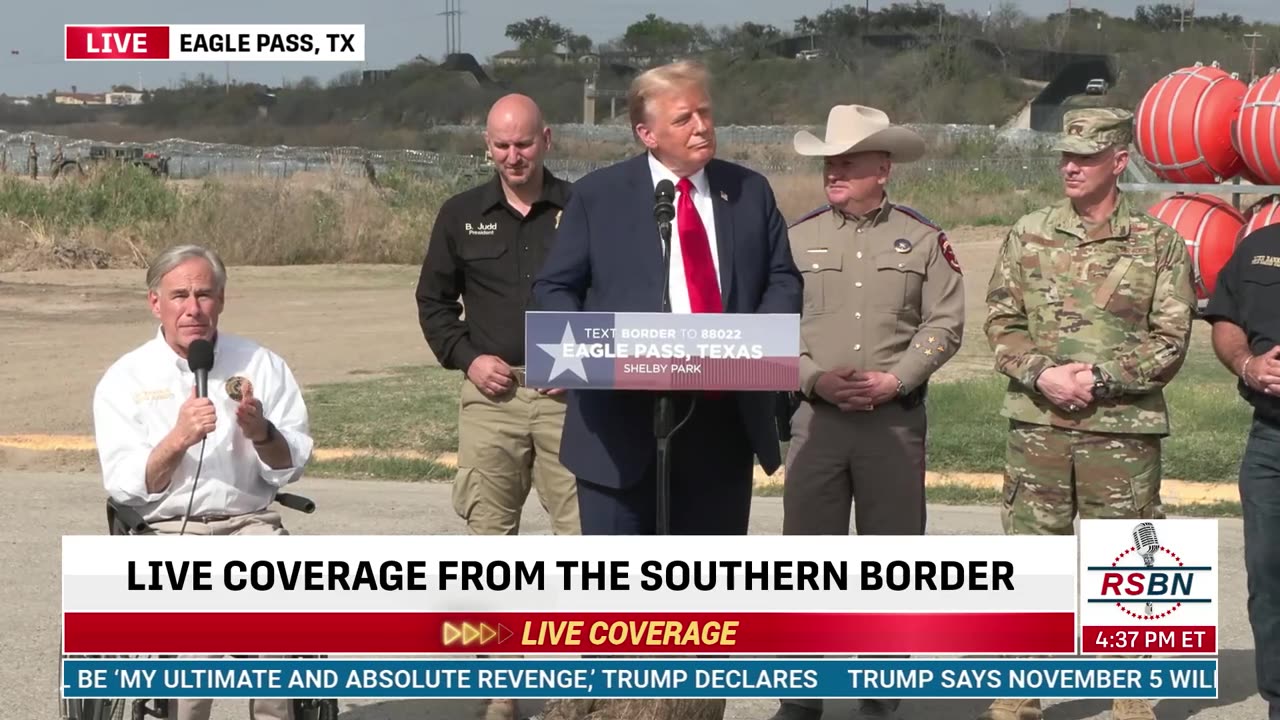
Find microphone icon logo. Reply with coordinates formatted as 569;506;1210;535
1133;522;1160;616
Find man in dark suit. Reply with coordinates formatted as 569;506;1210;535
530;59;803;535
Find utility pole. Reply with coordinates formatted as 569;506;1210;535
1178;0;1194;32
1244;32;1266;83
439;0;463;56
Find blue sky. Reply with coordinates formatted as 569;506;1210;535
0;0;1274;97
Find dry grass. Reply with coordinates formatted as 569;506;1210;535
0;161;454;270
0;156;1063;271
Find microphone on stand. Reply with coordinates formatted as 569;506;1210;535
651;179;679;535
654;179;676;314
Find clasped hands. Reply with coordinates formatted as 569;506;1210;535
1034;362;1096;413
814;367;900;412
1240;346;1280;395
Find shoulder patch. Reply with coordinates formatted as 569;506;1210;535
892;204;943;232
788;204;830;229
938;232;962;275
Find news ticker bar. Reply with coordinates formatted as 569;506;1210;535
62;658;1219;700
62;612;1077;655
64;25;364;61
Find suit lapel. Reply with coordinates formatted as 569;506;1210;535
628;154;666;304
707;162;734;311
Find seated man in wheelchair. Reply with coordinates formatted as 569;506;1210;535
90;243;316;720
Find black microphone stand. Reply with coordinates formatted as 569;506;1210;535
655;219;675;536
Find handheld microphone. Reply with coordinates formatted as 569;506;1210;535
181;337;214;537
187;338;214;398
1133;522;1160;616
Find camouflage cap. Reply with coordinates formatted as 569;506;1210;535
1051;108;1134;155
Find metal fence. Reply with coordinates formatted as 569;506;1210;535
0;125;1074;184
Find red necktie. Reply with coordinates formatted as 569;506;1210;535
676;177;722;313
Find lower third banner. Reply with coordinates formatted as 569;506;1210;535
63;658;1218;700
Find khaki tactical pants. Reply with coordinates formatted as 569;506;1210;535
148;511;294;720
454;375;579;535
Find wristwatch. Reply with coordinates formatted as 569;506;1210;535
1091;366;1111;400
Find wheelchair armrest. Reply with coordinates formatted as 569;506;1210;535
106;497;152;535
274;492;316;514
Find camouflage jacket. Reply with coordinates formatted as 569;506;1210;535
983;193;1196;435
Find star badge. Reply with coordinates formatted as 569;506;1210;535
225;376;252;401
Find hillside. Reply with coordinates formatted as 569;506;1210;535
1;3;1276;150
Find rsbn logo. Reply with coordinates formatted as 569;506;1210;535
1089;521;1212;620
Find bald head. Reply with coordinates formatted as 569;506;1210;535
487;93;545;133
484;94;551;191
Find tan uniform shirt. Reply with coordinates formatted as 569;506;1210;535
789;196;966;397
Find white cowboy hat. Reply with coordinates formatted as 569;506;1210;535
793;104;926;162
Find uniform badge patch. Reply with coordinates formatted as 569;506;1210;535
938;233;962;275
893;238;912;253
225;376;252;401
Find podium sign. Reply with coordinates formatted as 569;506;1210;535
524;311;800;391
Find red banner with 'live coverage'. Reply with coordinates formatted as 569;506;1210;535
63;611;1076;655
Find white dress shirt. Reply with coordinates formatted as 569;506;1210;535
93;328;314;522
648;152;721;314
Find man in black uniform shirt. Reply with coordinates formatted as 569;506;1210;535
415;93;579;538
1202;223;1280;719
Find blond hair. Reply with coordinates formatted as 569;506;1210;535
627;60;711;138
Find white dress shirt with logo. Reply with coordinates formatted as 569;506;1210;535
93;328;313;522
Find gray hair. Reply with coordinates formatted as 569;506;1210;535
145;245;227;294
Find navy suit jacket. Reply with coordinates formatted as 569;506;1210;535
531;153;803;490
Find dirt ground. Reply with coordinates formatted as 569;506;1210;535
0;226;1006;440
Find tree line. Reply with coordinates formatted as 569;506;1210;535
1;2;1276;143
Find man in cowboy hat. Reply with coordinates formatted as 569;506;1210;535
769;104;965;720
980;108;1194;720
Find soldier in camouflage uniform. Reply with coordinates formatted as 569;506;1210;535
979;108;1196;720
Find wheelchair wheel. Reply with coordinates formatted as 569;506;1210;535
293;698;339;720
60;697;126;720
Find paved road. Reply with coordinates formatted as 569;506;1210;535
8;471;1258;719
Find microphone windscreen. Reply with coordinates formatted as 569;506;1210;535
187;338;215;374
655;179;675;202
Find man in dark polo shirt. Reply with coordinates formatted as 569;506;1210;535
1202;223;1280;719
416;93;579;538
